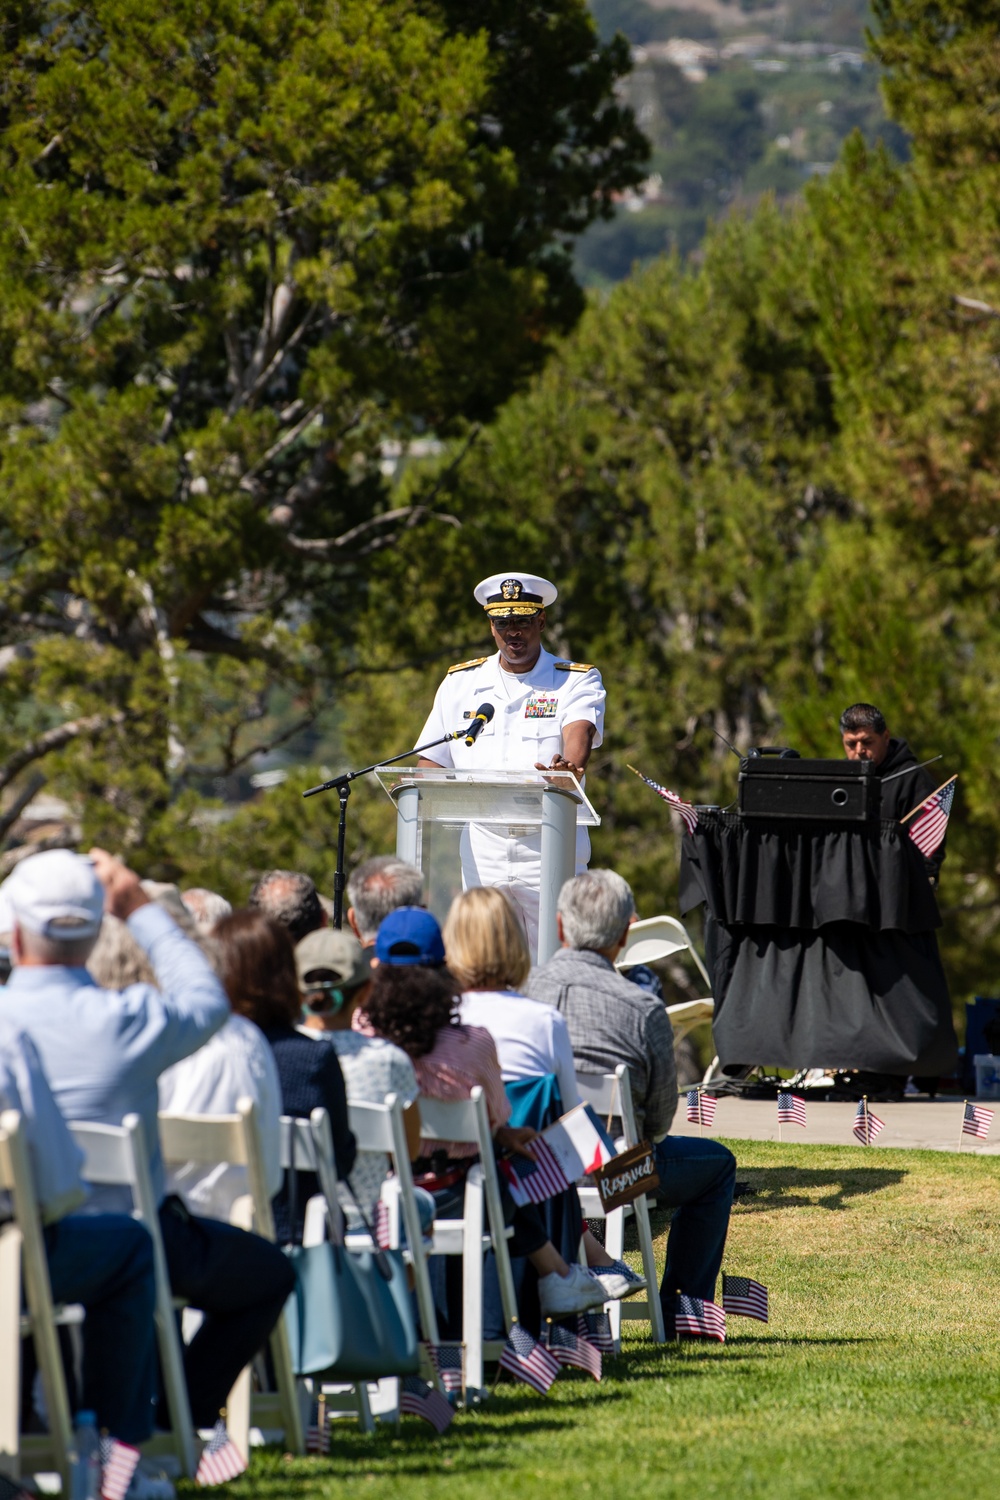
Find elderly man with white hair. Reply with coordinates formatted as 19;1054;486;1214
525;868;736;1336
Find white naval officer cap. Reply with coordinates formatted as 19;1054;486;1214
473;572;558;619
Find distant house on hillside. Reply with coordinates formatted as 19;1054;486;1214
632;39;718;84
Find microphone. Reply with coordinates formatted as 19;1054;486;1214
464;702;495;747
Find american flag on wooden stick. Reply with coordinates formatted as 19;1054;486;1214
675;1294;726;1342
498;1323;560;1394
777;1092;807;1128
399;1376;454;1433
306;1393;329;1455
99;1437;141;1500
963;1101;995;1140
577;1310;615;1354
545;1320;602;1381
500;1136;574;1206
627;765;699;833
424;1341;465;1396
686;1089;716;1127
195;1417;247;1486
906;777;956;858
852;1102;885;1145
722;1274;769;1322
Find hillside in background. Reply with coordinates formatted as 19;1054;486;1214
579;0;908;281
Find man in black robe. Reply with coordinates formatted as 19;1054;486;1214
840;701;945;883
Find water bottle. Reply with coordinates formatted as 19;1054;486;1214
72;1410;100;1500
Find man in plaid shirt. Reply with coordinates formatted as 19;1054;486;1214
525;870;736;1333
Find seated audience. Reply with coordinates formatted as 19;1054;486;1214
346;855;424;947
0;848;295;1429
364;906;613;1320
0;1017;159;1484
445;885;643;1298
212;909;355;1242
249;868;326;944
294;926;433;1242
525;870;736;1331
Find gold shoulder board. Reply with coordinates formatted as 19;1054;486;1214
446;656;489;675
555;660;594;672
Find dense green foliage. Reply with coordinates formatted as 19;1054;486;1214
336;0;1000;1013
183;1140;1000;1500
0;0;644;849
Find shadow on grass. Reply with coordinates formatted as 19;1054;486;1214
725;1165;907;1211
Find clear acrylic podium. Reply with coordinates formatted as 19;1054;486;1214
373;768;601;964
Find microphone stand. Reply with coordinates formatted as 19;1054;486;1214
302;729;471;929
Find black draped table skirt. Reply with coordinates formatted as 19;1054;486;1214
680;814;957;1076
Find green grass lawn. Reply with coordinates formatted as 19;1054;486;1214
191;1141;1000;1500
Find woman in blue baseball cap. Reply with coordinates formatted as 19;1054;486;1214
365;907;612;1325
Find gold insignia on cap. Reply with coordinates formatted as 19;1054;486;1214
500;578;522;600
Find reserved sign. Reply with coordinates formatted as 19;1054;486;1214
591;1140;659;1212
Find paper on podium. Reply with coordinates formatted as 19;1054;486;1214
373;765;600;827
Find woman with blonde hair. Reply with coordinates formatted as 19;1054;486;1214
444;886;645;1301
444;886;579;1109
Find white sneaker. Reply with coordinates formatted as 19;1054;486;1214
587;1260;647;1301
538;1263;607;1317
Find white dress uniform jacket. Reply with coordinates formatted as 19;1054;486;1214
417;646;606;952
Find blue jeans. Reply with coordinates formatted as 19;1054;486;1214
44;1212;157;1443
652;1136;736;1326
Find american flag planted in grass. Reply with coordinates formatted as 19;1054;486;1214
425;1341;465;1395
675;1295;726;1342
545;1321;602;1380
306;1394;330;1455
852;1103;885;1145
722;1274;769;1322
963;1101;995;1140
777;1092;806;1127
399;1376;454;1433
686;1089;716;1127
99;1437;141;1500
195;1418;247;1486
498;1323;560;1394
577;1310;615;1354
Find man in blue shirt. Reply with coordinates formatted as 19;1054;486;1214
0;848;295;1430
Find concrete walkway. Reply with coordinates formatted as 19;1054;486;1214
671;1095;1000;1154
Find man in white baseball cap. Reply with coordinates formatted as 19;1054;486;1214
0;846;296;1447
416;571;606;957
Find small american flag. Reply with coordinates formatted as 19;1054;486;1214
425;1341;464;1396
498;1323;560;1394
500;1136;573;1206
99;1437;141;1500
628;766;699;834
545;1321;602;1381
306;1393;329;1455
686;1089;716;1127
675;1294;726;1342
907;779;956;858
852;1102;885;1145
777;1092;806;1128
963;1101;995;1140
373;1197;392;1248
722;1274;769;1322
399;1375;453;1433
195;1417;247;1486
577;1310;615;1354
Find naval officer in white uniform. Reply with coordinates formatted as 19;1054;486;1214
417;572;605;956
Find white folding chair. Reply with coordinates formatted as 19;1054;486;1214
156;1099;304;1459
278;1110;375;1434
0;1109;75;1495
346;1095;439;1350
574;1065;666;1349
68;1114;198;1478
615;914;719;1082
416;1086;517;1397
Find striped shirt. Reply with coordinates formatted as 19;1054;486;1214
415;1023;511;1158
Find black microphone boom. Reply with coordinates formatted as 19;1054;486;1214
465;702;495;747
